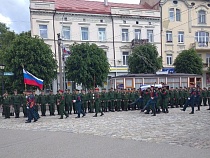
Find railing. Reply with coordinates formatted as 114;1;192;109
131;39;149;47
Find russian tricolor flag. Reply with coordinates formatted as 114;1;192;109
23;69;44;90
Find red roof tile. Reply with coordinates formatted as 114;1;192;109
33;0;153;14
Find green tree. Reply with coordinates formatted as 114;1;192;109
173;49;203;75
65;43;110;89
128;44;162;73
3;32;57;92
0;22;16;63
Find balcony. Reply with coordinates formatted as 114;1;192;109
190;42;210;51
203;63;209;71
131;39;149;48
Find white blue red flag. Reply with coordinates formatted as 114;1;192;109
23;69;43;90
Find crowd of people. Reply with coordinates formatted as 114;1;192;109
0;86;210;123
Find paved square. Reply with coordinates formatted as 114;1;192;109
0;107;210;157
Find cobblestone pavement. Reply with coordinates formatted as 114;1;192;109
0;107;210;150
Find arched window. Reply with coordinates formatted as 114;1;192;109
198;10;206;24
195;31;209;47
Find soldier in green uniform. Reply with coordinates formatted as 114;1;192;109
11;89;21;118
108;88;115;112
100;88;106;112
129;89;136;110
56;90;60;115
2;91;11;119
156;88;162;113
65;89;73;114
64;89;69;114
116;89;122;111
72;89;77;114
81;89;87;113
207;87;210;110
57;90;68;119
123;89;129;111
169;87;175;108
161;86;169;113
38;90;47;116
174;88;180;108
179;87;184;108
202;87;207;106
47;90;56;116
93;88;104;117
21;91;28;118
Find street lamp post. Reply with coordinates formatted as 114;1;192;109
57;33;63;90
0;64;5;95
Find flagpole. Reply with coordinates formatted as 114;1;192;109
25;83;26;91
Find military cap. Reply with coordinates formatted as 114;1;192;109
50;90;53;92
59;89;64;93
14;89;17;91
102;88;106;90
75;89;79;91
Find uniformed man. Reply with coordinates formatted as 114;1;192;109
161;86;169;113
74;89;85;118
2;91;10;119
181;88;196;114
38;90;47;116
48;90;56;116
108;88;115;112
11;89;21;118
93;87;104;117
21;91;28;118
141;86;157;116
57;89;68;119
56;90;60;115
65;89;73;114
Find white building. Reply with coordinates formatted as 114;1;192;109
30;0;161;92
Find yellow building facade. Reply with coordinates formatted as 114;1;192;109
141;0;210;87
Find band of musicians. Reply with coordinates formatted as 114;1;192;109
0;85;209;123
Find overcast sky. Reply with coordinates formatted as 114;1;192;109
0;0;141;33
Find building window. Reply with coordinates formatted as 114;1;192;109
81;27;88;40
169;8;175;21
134;29;141;40
176;9;181;21
166;31;173;43
195;31;209;47
39;24;48;39
98;28;106;41
122;52;129;66
178;31;184;43
62;26;70;40
169;8;180;21
147;30;154;43
198;10;206;24
206;55;210;67
122;29;129;42
166;54;172;65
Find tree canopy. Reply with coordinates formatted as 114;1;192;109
173;49;203;75
3;32;57;92
65;43;110;89
128;44;162;74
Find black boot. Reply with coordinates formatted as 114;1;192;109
100;113;104;116
93;114;97;117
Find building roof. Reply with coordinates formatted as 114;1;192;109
112;73;202;79
32;0;153;14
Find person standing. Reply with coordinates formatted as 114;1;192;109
2;91;11;119
57;90;68;119
38;90;47;116
11;89;21;118
25;90;38;123
93;88;104;117
48;90;56;116
21;91;28;118
74;89;85;118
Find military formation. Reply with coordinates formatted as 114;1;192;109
0;86;210;121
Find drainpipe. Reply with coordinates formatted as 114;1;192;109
111;14;116;73
53;10;58;91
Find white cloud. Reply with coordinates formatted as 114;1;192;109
0;13;12;27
